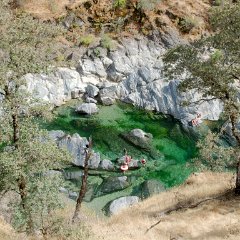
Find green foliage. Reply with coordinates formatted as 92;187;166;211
101;34;116;50
0;1;71;236
163;2;240;102
79;34;95;46
163;2;240;177
12;174;64;233
194;131;236;171
211;0;224;6
113;0;127;8
178;17;198;33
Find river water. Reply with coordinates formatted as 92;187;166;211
45;101;197;188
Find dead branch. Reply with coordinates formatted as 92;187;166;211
145;191;232;234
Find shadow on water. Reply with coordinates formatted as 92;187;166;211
42;101;197;188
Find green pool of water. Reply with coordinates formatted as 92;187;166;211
43;101;196;188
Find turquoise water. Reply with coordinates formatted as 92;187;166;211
43;101;196;188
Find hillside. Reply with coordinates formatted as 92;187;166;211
90;172;240;240
14;0;213;41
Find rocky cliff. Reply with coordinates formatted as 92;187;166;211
25;35;223;125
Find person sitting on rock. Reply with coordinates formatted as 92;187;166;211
191;113;202;126
125;155;131;164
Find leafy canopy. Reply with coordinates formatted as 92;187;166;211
163;1;240;172
0;0;71;234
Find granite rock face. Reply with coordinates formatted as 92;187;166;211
25;37;224;125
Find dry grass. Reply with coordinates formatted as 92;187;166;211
15;0;86;20
1;172;239;240
14;0;211;40
0;217;24;240
91;172;240;240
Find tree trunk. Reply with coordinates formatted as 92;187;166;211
72;137;92;222
235;161;240;194
12;113;20;148
229;112;240;194
18;176;34;234
4;85;20;148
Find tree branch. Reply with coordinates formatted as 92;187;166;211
186;97;218;106
145;191;231;234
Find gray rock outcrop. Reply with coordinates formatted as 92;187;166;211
25;37;224;125
49;130;100;169
85;84;99;98
108;196;139;215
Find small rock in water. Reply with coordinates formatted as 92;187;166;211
99;159;115;171
100;96;115;106
121;129;153;150
75;103;99;115
99;176;131;194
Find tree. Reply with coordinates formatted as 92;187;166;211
163;2;240;192
72;137;92;223
0;0;71;235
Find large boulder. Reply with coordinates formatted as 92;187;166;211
140;180;166;199
49;130;100;169
85;84;99;98
107;196;140;215
100;96;115;106
98;81;118;105
99;176;131;194
121;129;153;150
75;103;99;115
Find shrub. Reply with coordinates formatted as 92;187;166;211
100;34;116;50
113;0;127;8
79;34;95;46
212;0;224;6
179;17;198;33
